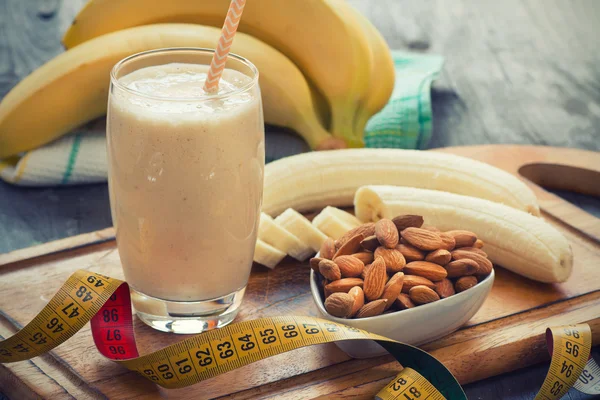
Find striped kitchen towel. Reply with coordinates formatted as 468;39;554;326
0;51;443;186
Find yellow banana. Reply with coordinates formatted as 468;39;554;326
62;0;372;146
343;5;395;139
322;0;373;143
0;24;342;158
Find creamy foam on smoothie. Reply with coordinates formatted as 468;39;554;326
108;63;264;302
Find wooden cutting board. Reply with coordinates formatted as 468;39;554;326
1;145;599;399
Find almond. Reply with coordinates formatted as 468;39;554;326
455;247;487;257
355;299;387;318
360;263;371;280
401;275;436;293
422;226;440;232
319;259;341;281
325;278;363;293
360;235;380;252
446;230;477;248
438;232;456;251
403;261;447;281
451;250;493;276
324;292;354;318
396;243;425;262
333;233;364;259
374;247;406;273
409;285;440;305
323;284;333;299
335;255;364;278
381;272;404;310
335;223;375;250
352;252;374;265
444;259;479;278
392;215;424;231
434;278;455;299
348;286;365;317
474;239;484;249
455;276;478;292
309;257;324;273
401;227;444;251
375;219;399;249
425;249;452;265
395;293;415;310
363;256;387;301
319;238;336;260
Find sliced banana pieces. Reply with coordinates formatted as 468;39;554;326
312;207;357;240
354;185;573;283
322;206;362;227
258;213;313;261
254;239;287;269
274;208;327;252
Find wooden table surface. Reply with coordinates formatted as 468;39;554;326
1;1;599;399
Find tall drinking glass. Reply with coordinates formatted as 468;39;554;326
107;48;264;333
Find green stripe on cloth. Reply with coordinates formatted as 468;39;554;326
62;133;82;184
365;51;444;150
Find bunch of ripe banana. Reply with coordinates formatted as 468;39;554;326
0;0;396;159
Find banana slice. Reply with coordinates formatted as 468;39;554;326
312;208;357;240
354;185;573;283
321;206;362;227
274;208;328;252
254;239;287;269
259;213;313;261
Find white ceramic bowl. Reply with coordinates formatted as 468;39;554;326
310;269;494;358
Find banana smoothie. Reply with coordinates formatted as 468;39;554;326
107;58;264;313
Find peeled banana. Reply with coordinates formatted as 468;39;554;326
262;149;540;216
0;23;341;158
253;239;287;269
63;0;375;144
273;209;328;253
354;185;572;283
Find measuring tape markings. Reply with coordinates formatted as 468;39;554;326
0;270;121;362
0;270;458;398
575;356;600;394
2;268;599;399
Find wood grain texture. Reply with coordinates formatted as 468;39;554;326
1;145;599;399
348;0;600;150
0;0;599;399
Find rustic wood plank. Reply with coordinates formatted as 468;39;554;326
1;195;599;398
0;227;115;267
1;0;599;399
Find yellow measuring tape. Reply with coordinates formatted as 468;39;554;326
0;269;597;399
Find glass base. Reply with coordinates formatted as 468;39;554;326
131;287;246;334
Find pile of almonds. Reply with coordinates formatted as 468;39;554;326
311;215;493;319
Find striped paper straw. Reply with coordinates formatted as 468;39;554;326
203;0;247;93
